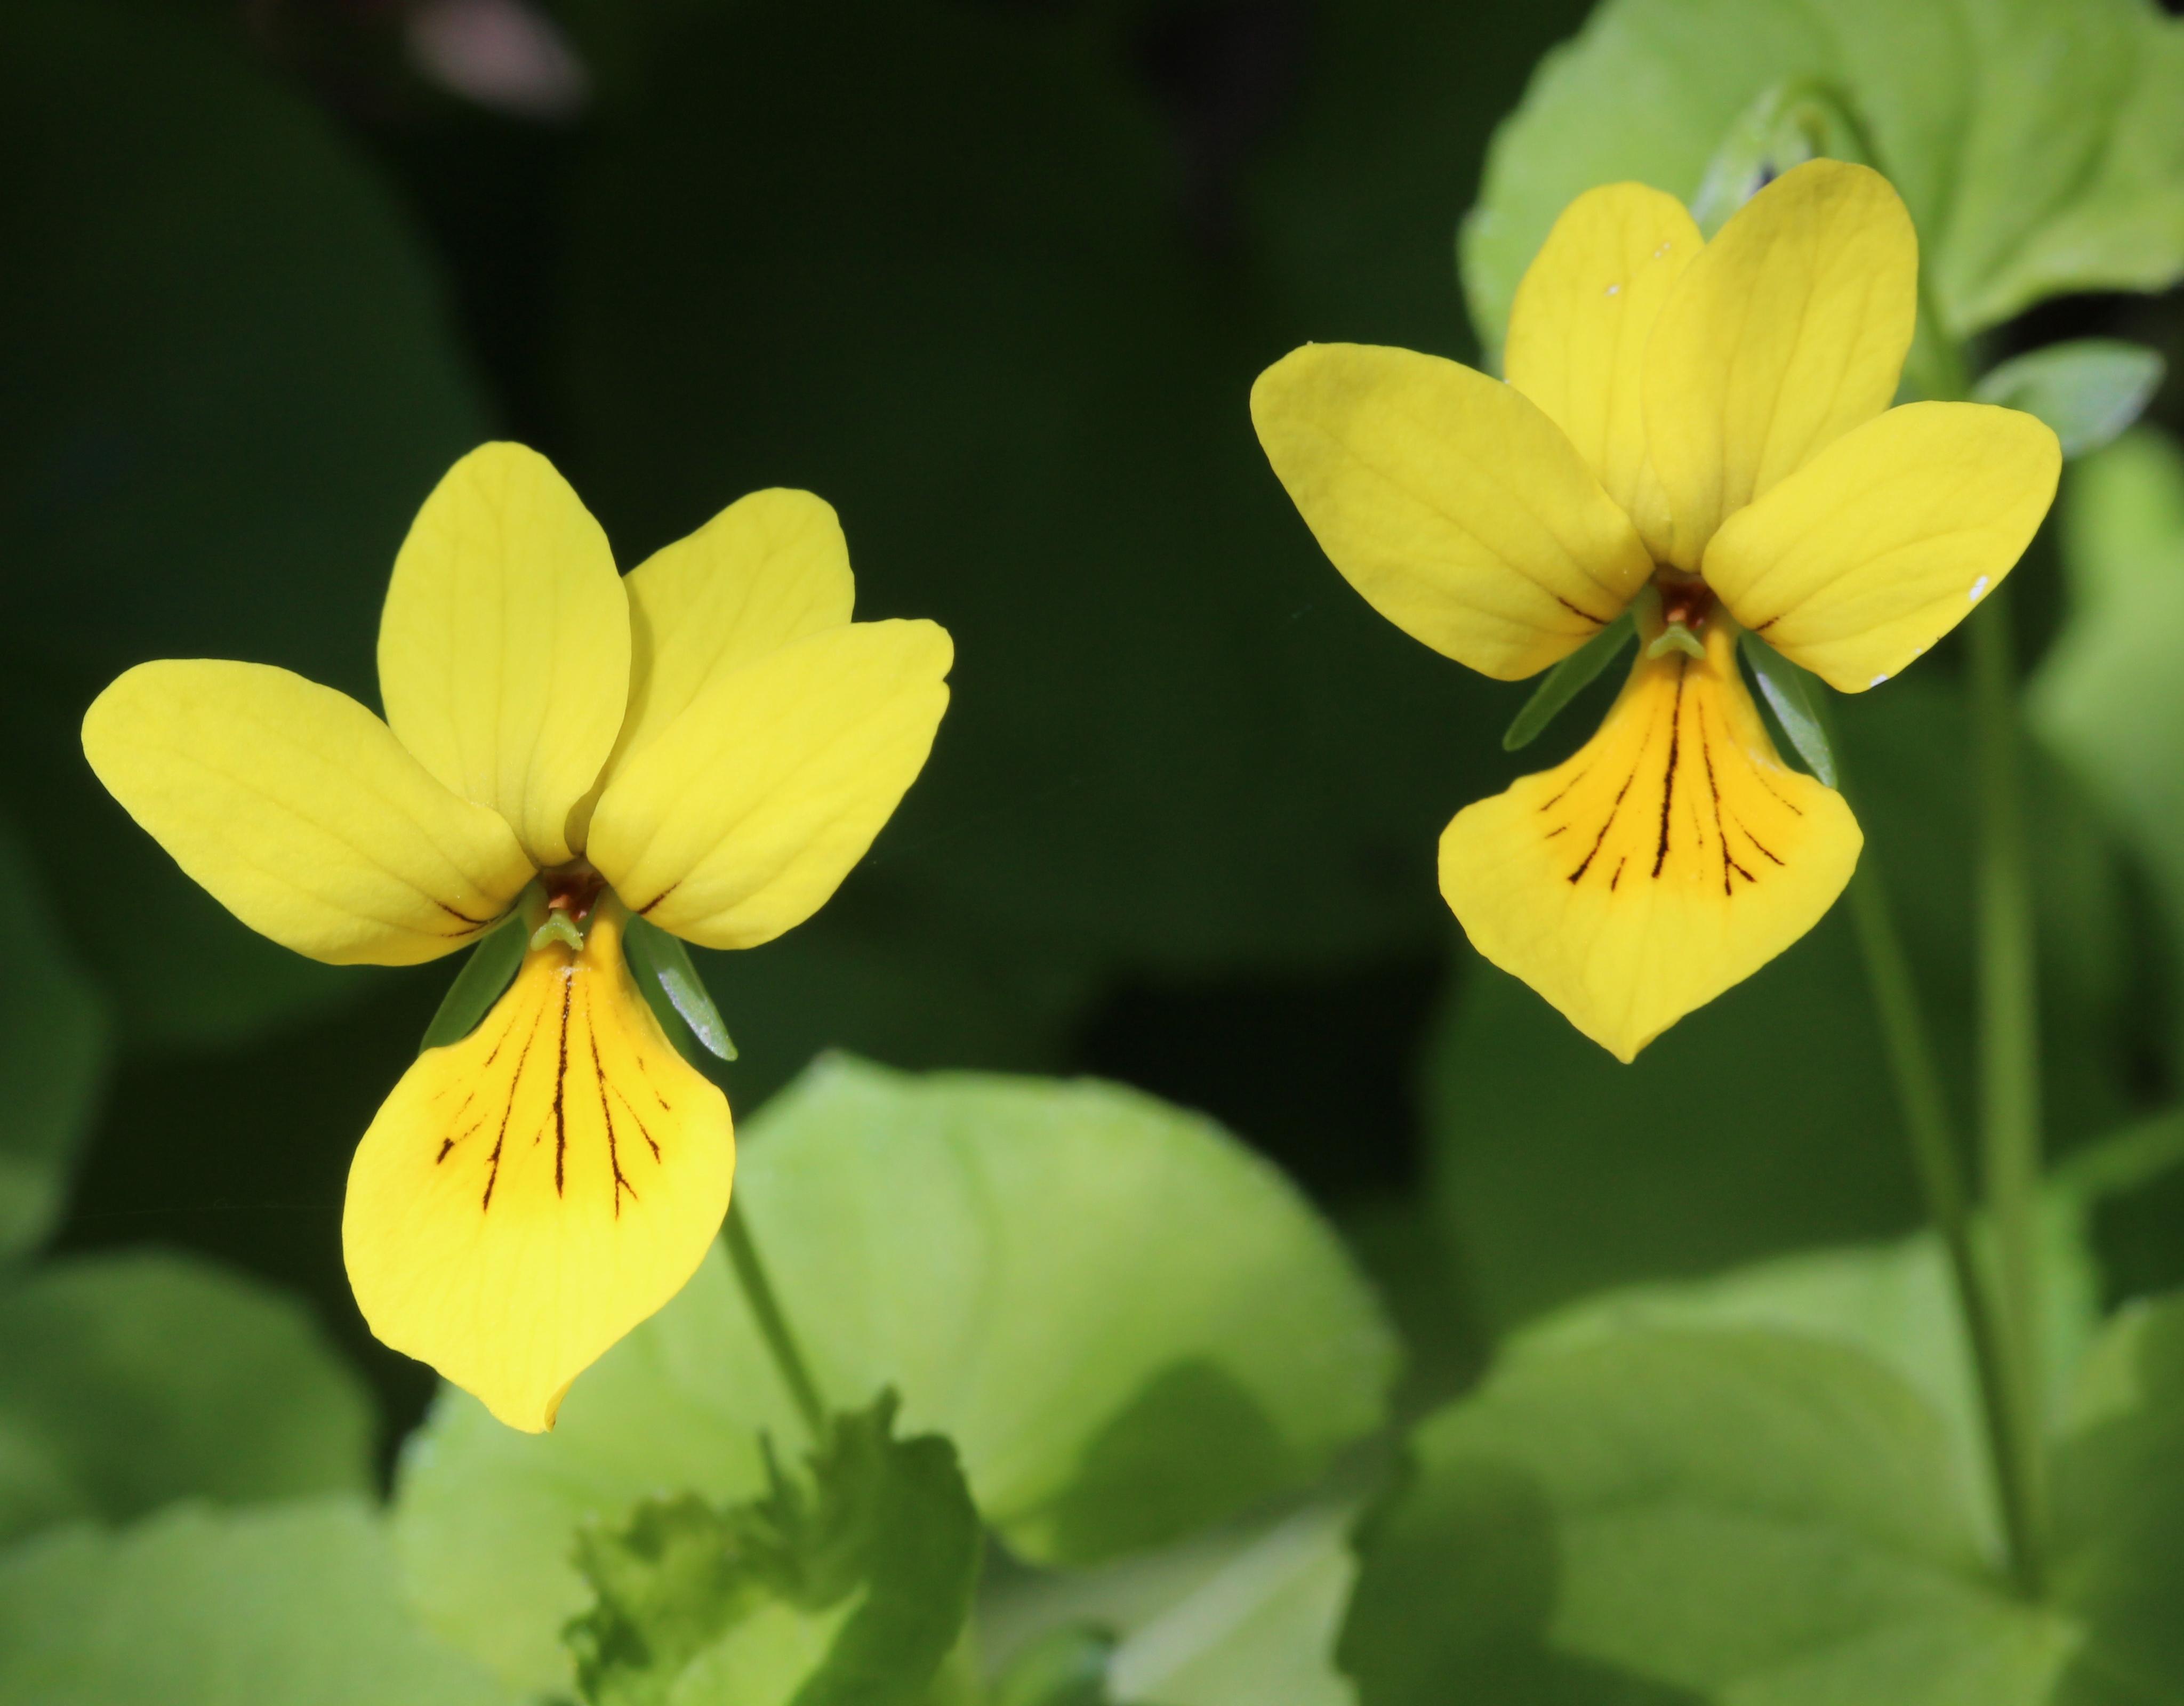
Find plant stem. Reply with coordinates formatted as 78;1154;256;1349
724;1200;828;1442
1844;855;2042;1596
1968;590;2049;1592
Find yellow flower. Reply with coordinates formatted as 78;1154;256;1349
1252;161;2058;1063
81;444;952;1429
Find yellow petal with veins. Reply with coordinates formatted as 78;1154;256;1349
1505;182;1701;564
1440;622;1861;1061
1644;161;1917;567
378;443;632;868
1703;401;2061;693
343;901;733;1431
1251;342;1653;680
588;619;952;951
82;659;534;965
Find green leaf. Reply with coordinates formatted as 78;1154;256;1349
0;1252;375;1546
393;1059;1397;1696
627;916;737;1062
989;1627;1119;1706
1342;1328;2076;1704
0;0;487;1050
1737;636;1837;787
1463;0;2184;359
419;913;528;1054
566;1393;980;1706
1974;340;2166;460
1502;613;1634;751
0;818;107;1264
0;1497;509;1706
1687;78;1872;234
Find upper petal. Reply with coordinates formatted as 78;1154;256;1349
378;443;632;868
1251;342;1654;681
343;900;734;1431
1505;182;1702;564
1704;402;2061;693
1439;622;1862;1061
82;660;535;966
1644;161;1918;567
587;619;953;950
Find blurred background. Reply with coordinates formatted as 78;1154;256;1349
7;0;2183;1467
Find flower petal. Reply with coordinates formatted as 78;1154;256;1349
1644;161;1917;566
1704;402;2061;693
587;619;952;950
342;901;733;1432
1505;182;1701;562
1251;342;1653;680
378;443;632;868
1439;623;1861;1061
82;660;535;966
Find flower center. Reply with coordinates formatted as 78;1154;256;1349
1644;567;1717;662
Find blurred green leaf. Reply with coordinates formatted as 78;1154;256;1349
1463;0;2184;359
1340;1327;2076;1705
419;913;528;1054
0;1497;508;1706
1503;614;1633;752
395;1058;1397;1696
0;0;489;1050
567;1392;980;1706
627;916;737;1063
990;1626;1120;1706
0;1251;374;1545
0;818;107;1263
1974;341;2166;460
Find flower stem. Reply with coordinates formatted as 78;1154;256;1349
724;1198;828;1442
1968;590;2049;1594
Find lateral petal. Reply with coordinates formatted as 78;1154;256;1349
587;619;952;950
82;660;535;966
1440;623;1861;1062
1505;182;1701;564
1644;161;1917;567
1703;401;2061;693
342;902;734;1433
1251;342;1653;681
378;443;632;868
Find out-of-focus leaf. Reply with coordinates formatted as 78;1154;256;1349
418;912;527;1054
989;1626;1120;1706
0;1251;374;1545
0;1498;509;1706
1463;0;2184;360
1974;341;2166;460
625;915;737;1062
0;0;488;1049
394;1058;1397;1696
566;1393;980;1706
0;819;107;1263
984;1501;1359;1706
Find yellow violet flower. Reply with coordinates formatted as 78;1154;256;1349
1252;161;2058;1062
81;443;953;1430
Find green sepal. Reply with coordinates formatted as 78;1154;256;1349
990;1625;1119;1706
1972;340;2166;461
1689;77;1870;235
1739;633;1838;788
1502;609;1634;752
625;915;737;1063
417;910;527;1054
564;1391;982;1706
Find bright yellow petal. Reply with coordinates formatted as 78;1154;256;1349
1644;160;1918;567
1703;401;2061;693
1251;342;1653;680
587;620;952;950
82;660;535;966
1440;622;1861;1061
1505;182;1701;563
343;900;733;1432
378;443;632;868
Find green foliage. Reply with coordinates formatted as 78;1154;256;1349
0;1498;508;1706
989;1627;1120;1706
1974;342;2167;461
627;916;738;1063
419;913;529;1053
1737;639;1837;787
394;1059;1397;1695
1463;0;2184;358
0;820;107;1264
566;1393;980;1706
1503;614;1635;752
0;0;487;1050
0;1251;375;1544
